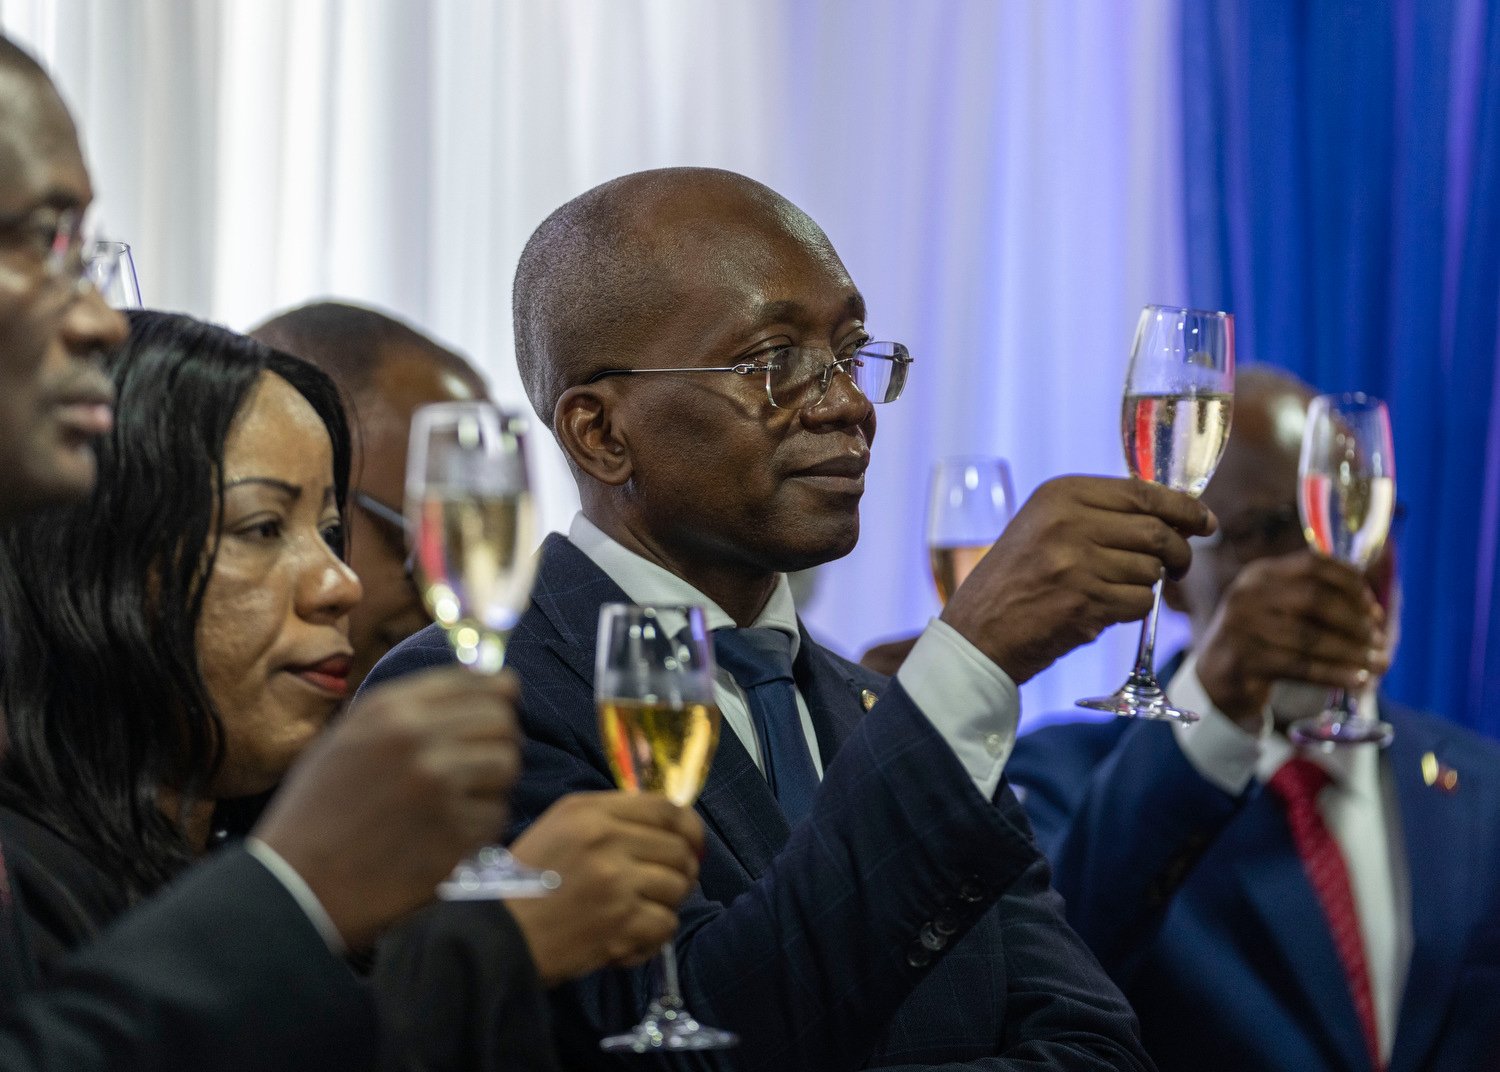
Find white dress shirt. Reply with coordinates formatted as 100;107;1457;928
1170;655;1412;1062
569;514;1020;799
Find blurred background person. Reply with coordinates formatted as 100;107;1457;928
250;301;487;690
1006;368;1500;1072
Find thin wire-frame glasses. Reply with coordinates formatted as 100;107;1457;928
586;341;912;409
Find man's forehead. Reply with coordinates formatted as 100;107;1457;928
0;69;88;213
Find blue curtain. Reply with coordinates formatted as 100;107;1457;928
1181;0;1500;737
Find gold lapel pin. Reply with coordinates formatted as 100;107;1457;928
1421;751;1459;792
860;688;879;711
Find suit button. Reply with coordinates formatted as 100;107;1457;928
919;923;948;951
959;876;986;902
906;942;933;968
933;912;959;936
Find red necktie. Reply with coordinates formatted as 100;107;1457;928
1267;758;1382;1071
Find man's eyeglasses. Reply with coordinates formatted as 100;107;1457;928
353;490;415;577
586;340;912;410
0;205;124;298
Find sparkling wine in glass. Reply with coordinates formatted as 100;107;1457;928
927;456;1015;603
1077;305;1234;722
1288;393;1396;747
596;603;736;1054
406;401;559;899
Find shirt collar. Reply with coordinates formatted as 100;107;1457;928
1259;691;1384;797
568;512;802;658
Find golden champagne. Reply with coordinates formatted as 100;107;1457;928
1122;392;1233;496
929;543;993;603
413;492;535;633
1299;473;1395;569
599;699;722;807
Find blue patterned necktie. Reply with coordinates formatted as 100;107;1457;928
712;627;821;827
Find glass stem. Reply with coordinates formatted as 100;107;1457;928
1329;686;1356;721
1130;576;1165;678
655;940;684;1012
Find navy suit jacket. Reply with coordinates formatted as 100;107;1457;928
1007;704;1500;1072
365;534;1153;1072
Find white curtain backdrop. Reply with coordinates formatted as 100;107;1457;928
2;0;1190;724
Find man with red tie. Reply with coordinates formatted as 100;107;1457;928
1007;368;1500;1072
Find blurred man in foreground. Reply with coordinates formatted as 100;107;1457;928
1008;367;1500;1072
0;36;518;1070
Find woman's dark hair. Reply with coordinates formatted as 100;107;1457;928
0;309;352;899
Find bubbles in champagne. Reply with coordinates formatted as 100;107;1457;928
1122;392;1234;496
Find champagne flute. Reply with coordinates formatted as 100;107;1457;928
1077;305;1234;722
85;241;141;308
927;456;1016;603
406;401;559;898
596;603;736;1053
1288;393;1396;747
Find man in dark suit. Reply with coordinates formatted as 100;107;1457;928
366;166;1225;1069
0;35;534;1070
1007;368;1500;1072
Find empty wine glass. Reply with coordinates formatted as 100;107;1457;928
1077;305;1234;722
1288;393;1396;747
85;241;141;308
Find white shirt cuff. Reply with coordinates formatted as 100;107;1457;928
1169;655;1269;796
245;837;346;954
896;618;1020;799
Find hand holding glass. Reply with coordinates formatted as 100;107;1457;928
1077;305;1234;722
596;603;736;1053
406;401;558;898
1288;393;1396;747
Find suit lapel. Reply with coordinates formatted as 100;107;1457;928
1231;788;1372;1072
529;535;791;882
793;624;869;767
1387;708;1473;1072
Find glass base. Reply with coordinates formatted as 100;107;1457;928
600;1002;739;1053
437;845;560;900
1288;711;1394;748
1077;671;1200;724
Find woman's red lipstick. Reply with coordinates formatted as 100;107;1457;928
292;654;353;697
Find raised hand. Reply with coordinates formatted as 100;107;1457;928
1194;548;1387;731
253;666;523;949
941;476;1214;683
507;791;704;985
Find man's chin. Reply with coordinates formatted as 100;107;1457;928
2;450;98;517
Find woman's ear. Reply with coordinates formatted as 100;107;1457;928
553;385;632;486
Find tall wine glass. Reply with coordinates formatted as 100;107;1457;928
927;456;1015;603
596;603;736;1053
1077;305;1234;722
85;241;141;308
406;401;559;898
1288;393;1396;747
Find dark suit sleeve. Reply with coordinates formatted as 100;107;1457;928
371;901;560;1072
368;633;1151;1072
0;847;379;1072
1008;720;1245;978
